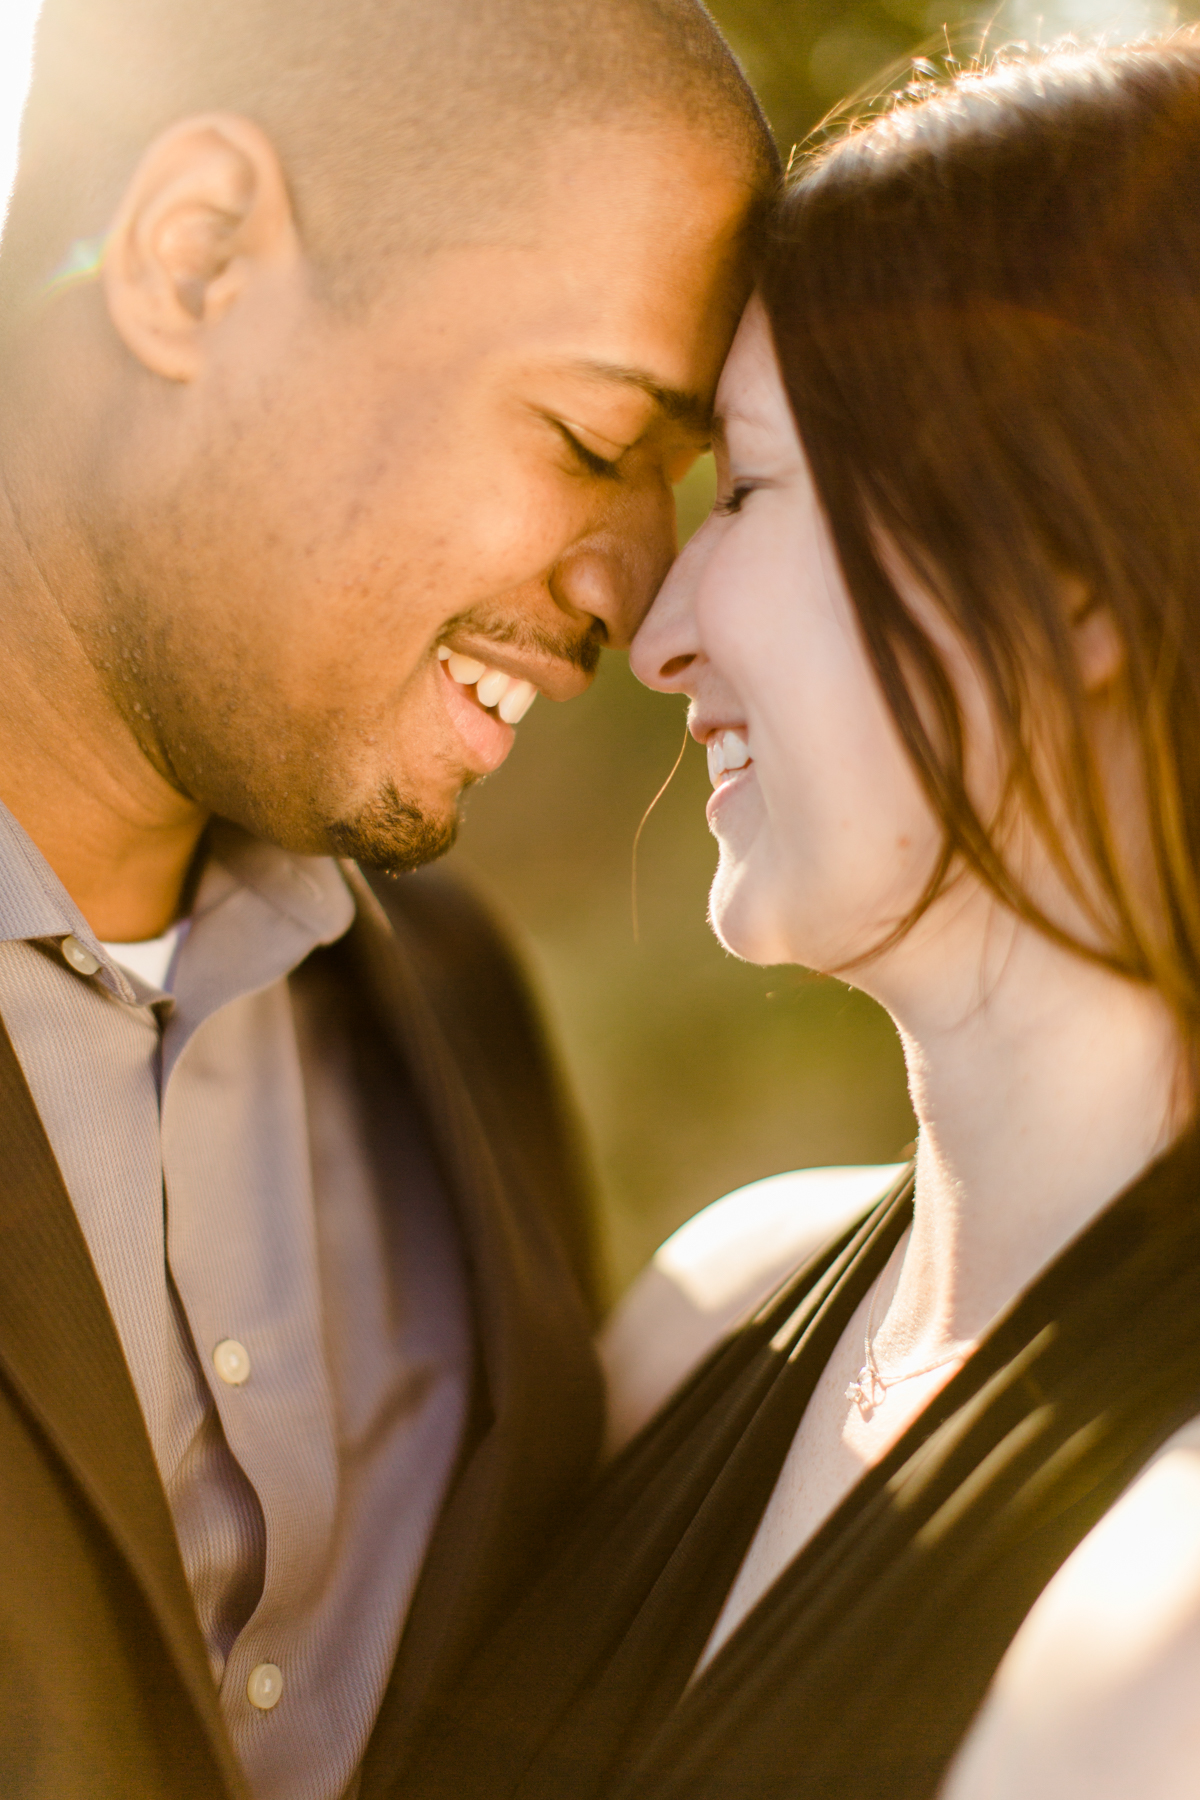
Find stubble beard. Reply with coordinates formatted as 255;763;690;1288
325;777;461;874
82;574;464;875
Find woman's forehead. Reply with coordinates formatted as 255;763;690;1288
713;323;799;457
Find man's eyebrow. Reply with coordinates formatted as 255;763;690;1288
568;361;713;435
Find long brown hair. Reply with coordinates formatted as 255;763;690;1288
762;38;1200;1026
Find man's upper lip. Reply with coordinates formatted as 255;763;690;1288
442;637;592;704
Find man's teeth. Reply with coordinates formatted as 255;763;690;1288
443;650;486;685
475;668;510;709
497;684;537;725
438;645;537;725
707;729;752;787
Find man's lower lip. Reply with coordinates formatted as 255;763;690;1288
439;662;515;774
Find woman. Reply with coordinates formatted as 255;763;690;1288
396;38;1200;1800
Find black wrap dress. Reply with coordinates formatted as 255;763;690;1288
394;1126;1200;1800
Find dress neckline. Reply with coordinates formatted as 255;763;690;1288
396;1120;1200;1800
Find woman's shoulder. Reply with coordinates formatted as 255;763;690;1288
942;1412;1200;1799
600;1163;905;1455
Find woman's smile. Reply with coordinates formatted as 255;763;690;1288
704;726;752;790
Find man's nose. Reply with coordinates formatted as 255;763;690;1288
551;480;677;652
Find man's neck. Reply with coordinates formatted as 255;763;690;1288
0;451;209;940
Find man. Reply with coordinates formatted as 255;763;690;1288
0;0;773;1794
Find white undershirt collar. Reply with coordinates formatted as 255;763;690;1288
100;919;190;994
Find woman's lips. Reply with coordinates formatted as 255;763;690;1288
708;759;755;828
703;726;755;823
705;760;754;826
439;660;516;773
706;728;751;787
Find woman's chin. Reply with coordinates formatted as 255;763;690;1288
708;859;789;965
708;857;872;974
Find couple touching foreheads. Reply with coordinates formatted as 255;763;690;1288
2;3;1199;1798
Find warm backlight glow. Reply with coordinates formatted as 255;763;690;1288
1005;0;1174;44
0;0;42;235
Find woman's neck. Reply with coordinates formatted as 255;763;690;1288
866;900;1184;1361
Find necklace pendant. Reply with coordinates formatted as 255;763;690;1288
845;1366;880;1416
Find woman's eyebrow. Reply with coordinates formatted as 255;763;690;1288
710;400;771;454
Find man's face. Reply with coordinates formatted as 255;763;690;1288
83;125;755;868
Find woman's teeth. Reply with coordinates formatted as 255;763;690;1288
438;645;537;725
707;729;751;788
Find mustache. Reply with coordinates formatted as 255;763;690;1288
441;608;602;677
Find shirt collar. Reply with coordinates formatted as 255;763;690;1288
0;797;355;1007
198;820;356;948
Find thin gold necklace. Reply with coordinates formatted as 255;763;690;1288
845;1268;972;1418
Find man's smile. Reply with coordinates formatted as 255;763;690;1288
436;649;528;775
430;619;600;778
438;646;539;724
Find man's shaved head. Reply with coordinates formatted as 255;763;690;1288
2;0;774;314
0;0;768;909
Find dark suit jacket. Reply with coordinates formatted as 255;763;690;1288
0;862;606;1798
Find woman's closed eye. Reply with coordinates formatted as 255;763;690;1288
715;482;756;516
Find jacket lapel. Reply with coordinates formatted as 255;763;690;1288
344;872;605;1793
0;872;600;1797
0;1012;248;1799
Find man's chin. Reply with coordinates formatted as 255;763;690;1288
325;781;459;874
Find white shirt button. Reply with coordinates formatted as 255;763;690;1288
61;934;101;977
213;1338;251;1386
246;1662;283;1710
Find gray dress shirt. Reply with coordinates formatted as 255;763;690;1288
0;804;469;1800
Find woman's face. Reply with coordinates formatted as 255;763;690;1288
632;298;944;973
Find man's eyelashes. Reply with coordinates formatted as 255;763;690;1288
555;422;624;480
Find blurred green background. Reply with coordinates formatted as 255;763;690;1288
449;0;1178;1301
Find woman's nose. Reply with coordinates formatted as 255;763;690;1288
630;533;704;693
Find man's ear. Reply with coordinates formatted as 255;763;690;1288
102;114;302;383
1065;575;1125;695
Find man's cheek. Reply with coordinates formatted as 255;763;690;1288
468;472;594;582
